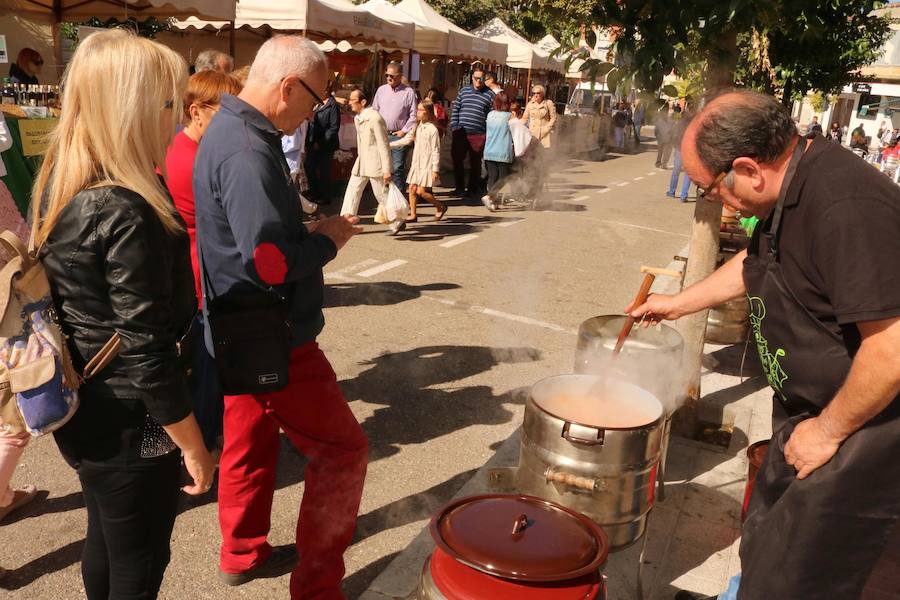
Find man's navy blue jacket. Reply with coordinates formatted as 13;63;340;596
193;94;337;349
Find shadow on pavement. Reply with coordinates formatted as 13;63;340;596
325;282;460;308
342;552;400;599
0;538;84;591
1;491;84;526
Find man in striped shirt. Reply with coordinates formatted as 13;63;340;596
450;69;496;197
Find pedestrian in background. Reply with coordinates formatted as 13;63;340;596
632;98;646;144
654;107;673;168
35;29;214;599
342;88;406;235
9;48;42;85
372;62;417;193
425;88;448;137
808;116;823;135
450;68;495;197
666;106;693;202
282;121;321;218
827;121;843;144
392;99;446;222
523;84;557;149
482;91;514;211
305;79;342;205
612;101;628;149
193;35;368;597
484;71;503;94
164;70;243;453
194;49;234;74
850;123;868;153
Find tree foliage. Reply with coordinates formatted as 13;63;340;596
535;0;891;101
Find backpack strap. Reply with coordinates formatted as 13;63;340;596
82;333;121;380
0;231;32;270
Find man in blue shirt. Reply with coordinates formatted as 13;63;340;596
450;68;495;197
193;35;368;599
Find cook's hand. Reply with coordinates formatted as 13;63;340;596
316;215;363;250
783;417;844;479
626;293;687;326
182;447;215;496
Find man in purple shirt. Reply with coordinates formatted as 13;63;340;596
372;62;417;192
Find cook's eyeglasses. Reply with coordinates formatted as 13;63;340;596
697;168;731;201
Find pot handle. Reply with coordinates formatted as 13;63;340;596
562;421;605;446
546;468;603;492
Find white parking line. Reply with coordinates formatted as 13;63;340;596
633;176;644;181
647;171;658;176
439;234;480;248
425;296;578;336
497;219;524;228
599;188;611;194
616;182;630;187
356;259;408;278
572;195;589;202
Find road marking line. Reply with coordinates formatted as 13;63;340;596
356;259;408;278
425;296;578;336
572;195;589;202
440;234;479;248
647;171;658;176
324;258;381;279
616;182;630;187
600;220;689;237
599;188;611;194
633;176;644;181
497;219;524;228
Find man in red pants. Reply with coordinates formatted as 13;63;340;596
193;35;368;599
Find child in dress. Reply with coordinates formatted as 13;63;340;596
390;100;447;221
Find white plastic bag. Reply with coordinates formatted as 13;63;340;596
373;204;389;224
385;183;409;222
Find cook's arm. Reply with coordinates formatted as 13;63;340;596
786;316;900;479
628;249;747;321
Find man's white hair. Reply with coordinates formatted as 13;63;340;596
195;49;229;72
247;36;327;86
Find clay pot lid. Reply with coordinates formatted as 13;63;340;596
430;494;609;582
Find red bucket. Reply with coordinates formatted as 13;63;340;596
742;440;770;522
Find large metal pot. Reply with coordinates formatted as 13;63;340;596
517;374;664;549
706;295;750;345
417;494;609;600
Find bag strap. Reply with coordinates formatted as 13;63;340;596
0;230;32;269
82;332;121;380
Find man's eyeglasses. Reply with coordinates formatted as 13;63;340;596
697;169;730;200
293;77;325;104
472;76;483;81
385;73;397;79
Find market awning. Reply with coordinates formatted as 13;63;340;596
359;0;447;55
0;0;235;21
394;0;506;65
471;17;563;74
172;0;415;48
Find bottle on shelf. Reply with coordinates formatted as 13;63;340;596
1;78;16;105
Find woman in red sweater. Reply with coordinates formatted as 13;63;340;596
164;70;242;452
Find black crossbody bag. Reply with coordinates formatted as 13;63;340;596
199;243;292;396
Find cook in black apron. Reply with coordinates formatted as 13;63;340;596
738;137;900;599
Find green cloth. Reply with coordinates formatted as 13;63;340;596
740;216;759;236
0;116;43;218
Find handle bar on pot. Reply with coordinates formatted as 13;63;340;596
545;468;605;492
562;421;605;446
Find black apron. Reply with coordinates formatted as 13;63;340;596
738;137;900;599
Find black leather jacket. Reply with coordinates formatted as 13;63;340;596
39;186;196;464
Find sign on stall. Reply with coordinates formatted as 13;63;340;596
0;36;8;64
19;118;58;156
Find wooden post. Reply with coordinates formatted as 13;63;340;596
525;67;532;97
228;21;236;58
52;0;64;79
671;197;724;438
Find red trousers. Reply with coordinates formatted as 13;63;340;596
218;342;368;600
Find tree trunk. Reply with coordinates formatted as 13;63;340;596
781;76;794;108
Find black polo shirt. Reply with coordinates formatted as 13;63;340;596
771;134;900;355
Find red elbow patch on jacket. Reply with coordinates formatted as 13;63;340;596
253;243;288;285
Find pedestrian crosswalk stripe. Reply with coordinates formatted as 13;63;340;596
498;219;524;228
616;182;629;187
357;259;408;278
647;171;658;176
324;258;380;279
572;195;589;202
633;176;644;181
599;188;611;194
440;234;479;248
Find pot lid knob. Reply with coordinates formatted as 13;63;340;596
511;514;529;535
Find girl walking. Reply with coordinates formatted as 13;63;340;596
482;92;514;211
391;99;447;221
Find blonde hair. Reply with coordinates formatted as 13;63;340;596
32;29;187;246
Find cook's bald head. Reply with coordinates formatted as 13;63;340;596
685;90;797;177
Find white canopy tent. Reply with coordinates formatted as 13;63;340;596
471;18;563;74
394;0;506;65
358;0;447;55
0;0;235;21
172;0;415;48
537;33;587;80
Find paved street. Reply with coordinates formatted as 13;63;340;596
1;144;697;599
